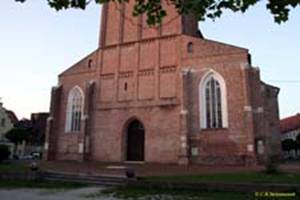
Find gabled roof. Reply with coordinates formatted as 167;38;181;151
59;49;98;77
280;113;300;134
260;81;280;92
5;110;18;125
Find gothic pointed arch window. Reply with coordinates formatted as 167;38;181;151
199;71;228;129
65;86;84;132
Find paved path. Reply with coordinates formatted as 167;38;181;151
0;187;116;200
41;161;300;177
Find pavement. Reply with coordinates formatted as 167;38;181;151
0;187;116;200
40;161;300;177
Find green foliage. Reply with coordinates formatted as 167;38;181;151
281;139;296;152
0;145;10;163
5;127;30;145
14;0;300;25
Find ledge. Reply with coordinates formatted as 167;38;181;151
97;98;179;110
200;128;228;132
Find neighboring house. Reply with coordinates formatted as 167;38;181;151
280;114;300;158
12;113;49;157
28;112;49;152
8;118;32;158
15;118;32;130
0;102;18;141
44;2;281;165
30;112;49;146
0;102;18;158
26;112;49;156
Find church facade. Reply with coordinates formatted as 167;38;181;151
44;1;282;165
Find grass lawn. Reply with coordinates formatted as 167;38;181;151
0;180;87;189
0;162;29;173
0;163;88;189
87;186;251;200
146;171;300;184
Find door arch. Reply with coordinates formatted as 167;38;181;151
126;120;145;161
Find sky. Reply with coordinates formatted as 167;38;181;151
0;1;299;120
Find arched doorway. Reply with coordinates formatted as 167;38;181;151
126;120;145;161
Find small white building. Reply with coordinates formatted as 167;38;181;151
0;102;18;142
280;114;300;158
0;102;18;158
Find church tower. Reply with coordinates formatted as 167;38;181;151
99;1;199;48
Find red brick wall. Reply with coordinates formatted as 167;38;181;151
91;106;181;163
179;35;257;164
99;1;197;47
123;0;139;43
54;56;97;160
48;2;280;165
104;2;121;46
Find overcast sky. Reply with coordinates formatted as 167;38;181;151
0;1;299;119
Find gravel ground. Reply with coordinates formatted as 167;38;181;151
0;187;117;200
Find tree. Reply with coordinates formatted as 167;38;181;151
0;145;10;163
14;0;300;25
5;128;31;157
5;128;30;146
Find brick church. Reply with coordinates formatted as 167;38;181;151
45;1;282;165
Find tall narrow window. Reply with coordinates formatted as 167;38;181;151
199;71;228;129
1;118;5;127
65;86;84;132
187;42;193;53
88;59;93;68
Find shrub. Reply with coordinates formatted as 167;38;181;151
0;145;10;163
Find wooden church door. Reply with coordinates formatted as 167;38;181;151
126;120;145;161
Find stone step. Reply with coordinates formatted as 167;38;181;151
44;176;123;186
41;171;129;186
43;172;126;181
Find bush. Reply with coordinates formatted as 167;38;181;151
0;145;10;163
